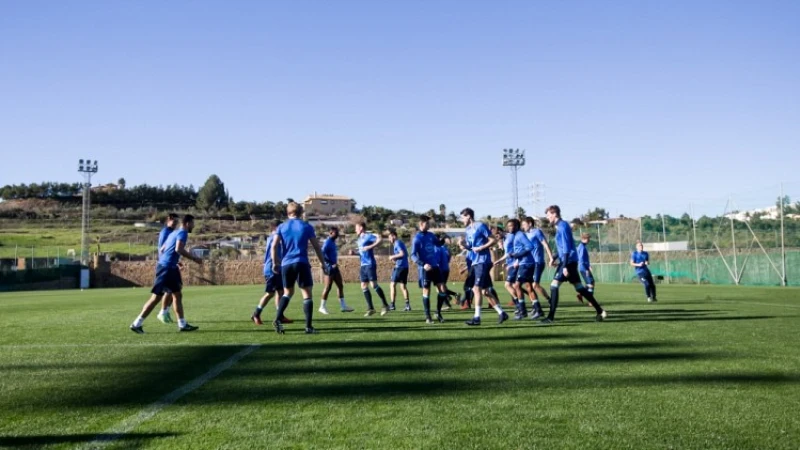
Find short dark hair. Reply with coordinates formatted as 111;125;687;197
507;218;521;230
545;205;561;217
329;226;339;232
418;215;430;222
389;229;398;237
182;214;195;224
356;221;366;229
460;208;475;219
270;219;282;228
166;213;179;221
523;216;535;225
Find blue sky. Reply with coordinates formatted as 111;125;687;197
1;0;798;219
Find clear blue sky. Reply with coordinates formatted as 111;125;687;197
1;0;798;219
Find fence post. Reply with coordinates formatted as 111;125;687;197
691;203;700;284
781;183;787;286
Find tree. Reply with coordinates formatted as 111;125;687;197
117;178;126;189
582;207;609;222
516;207;526;218
439;204;446;222
196;175;229;211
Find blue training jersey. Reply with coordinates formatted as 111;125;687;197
357;233;378;266
464;222;492;265
322;237;338;265
276;218;316;266
157;226;173;255
393;240;409;269
554;220;578;264
632;251;650;275
158;228;187;268
264;232;283;275
438;246;451;272
526;229;547;264
511;231;534;265
411;231;440;268
577;242;590;271
503;233;516;267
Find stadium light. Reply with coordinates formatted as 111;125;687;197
501;148;525;216
78;159;99;265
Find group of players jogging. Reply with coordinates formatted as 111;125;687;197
130;202;658;335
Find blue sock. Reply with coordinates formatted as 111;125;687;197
303;299;313;328
375;286;388;307
422;296;431;317
363;289;375;310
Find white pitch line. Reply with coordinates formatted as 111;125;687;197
77;344;260;450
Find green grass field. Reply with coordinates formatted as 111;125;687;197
1;283;799;449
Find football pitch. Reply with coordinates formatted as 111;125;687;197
1;284;799;449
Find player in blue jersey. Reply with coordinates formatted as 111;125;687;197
411;215;448;324
251;220;293;325
458;208;508;326
270;202;327;334
539;206;607;325
130;215;203;334
521;217;552;319
319;227;354;314
155;213;179;325
458;250;475;309
496;219;535;320
436;235;457;309
388;230;411;311
356;222;390;316
576;233;595;304
631;240;657;302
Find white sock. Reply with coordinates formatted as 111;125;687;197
321;300;327;308
178;318;187;328
161;308;170;315
494;304;504;314
474;304;482;319
132;316;144;327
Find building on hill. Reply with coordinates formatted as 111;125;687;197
303;192;354;217
90;183;121;193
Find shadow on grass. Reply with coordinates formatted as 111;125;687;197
0;432;177;448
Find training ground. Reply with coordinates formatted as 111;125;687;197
1;284;799;449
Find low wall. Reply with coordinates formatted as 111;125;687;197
93;256;494;288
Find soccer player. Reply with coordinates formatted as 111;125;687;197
319;227;354;314
130;215;203;334
156;213;178;324
436;236;457;309
576;233;595;304
631;240;657;302
356;222;390;316
458;251;475;309
495;219;535;319
270;202;326;334
539;205;607;324
459;208;508;326
251;220;292;325
410;215;447;324
388;230;411;311
521;217;552;319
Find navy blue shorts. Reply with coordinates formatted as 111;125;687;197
472;262;492;289
464;267;475;290
421;267;442;289
441;270;450;284
505;265;519;283
324;264;341;279
554;262;582;284
264;273;284;293
581;269;595;286
532;262;546;283
151;264;182;295
282;262;313;289
391;267;409;284
359;265;378;283
517;264;535;283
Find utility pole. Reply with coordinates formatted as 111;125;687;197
78;159;99;265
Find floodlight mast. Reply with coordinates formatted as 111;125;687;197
77;159;99;265
502;149;525;216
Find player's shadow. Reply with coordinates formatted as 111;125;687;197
0;432;178;449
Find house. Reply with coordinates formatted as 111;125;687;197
303;192;354;216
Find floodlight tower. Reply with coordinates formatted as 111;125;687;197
78;159;99;265
502;149;525;216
